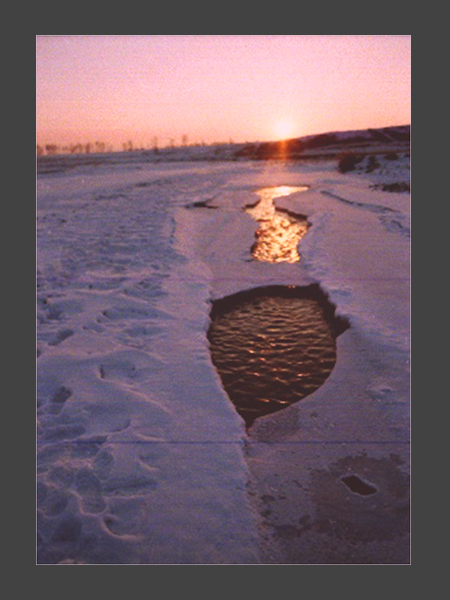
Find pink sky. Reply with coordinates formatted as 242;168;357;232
36;35;411;150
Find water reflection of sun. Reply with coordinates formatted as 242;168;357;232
246;186;309;263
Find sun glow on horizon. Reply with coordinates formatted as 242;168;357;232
272;118;298;141
37;36;410;150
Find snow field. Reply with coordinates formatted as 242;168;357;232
37;152;410;564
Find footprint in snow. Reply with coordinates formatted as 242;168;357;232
75;468;106;514
48;328;74;346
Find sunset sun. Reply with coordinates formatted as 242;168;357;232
273;118;297;140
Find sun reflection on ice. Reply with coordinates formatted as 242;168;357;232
245;186;309;263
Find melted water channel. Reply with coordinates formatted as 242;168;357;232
208;285;349;428
245;186;309;263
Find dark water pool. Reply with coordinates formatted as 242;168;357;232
208;285;349;428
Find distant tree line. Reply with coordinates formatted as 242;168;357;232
37;139;158;156
37;134;236;156
36;141;113;156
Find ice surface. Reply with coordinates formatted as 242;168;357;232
37;148;410;564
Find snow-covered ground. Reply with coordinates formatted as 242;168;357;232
37;145;410;564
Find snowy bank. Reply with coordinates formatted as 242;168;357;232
37;143;410;564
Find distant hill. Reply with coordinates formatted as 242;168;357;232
234;125;410;161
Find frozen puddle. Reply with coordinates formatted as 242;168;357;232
208;285;349;428
245;186;309;262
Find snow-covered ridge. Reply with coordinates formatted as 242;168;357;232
235;125;410;160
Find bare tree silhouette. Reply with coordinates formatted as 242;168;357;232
45;144;59;155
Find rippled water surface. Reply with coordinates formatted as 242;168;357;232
208;285;349;428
